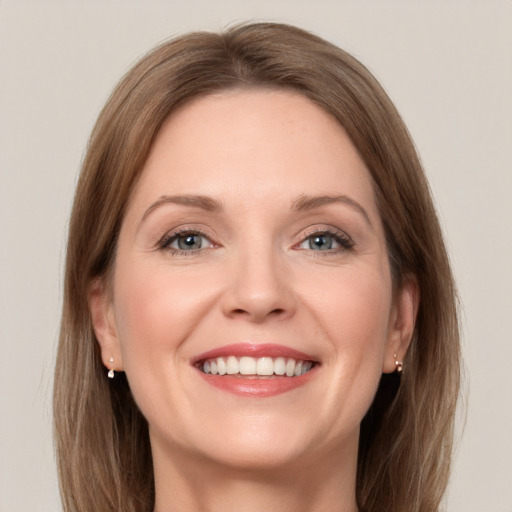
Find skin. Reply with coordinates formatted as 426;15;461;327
90;89;418;512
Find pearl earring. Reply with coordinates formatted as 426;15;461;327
394;353;403;373
108;357;115;379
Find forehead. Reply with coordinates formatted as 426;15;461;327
128;88;378;217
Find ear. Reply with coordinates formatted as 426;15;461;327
88;278;124;372
382;275;420;373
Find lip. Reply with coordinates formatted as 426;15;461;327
191;343;317;364
192;343;319;398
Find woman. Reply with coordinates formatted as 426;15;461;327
53;22;461;512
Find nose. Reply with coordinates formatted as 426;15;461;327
220;245;296;323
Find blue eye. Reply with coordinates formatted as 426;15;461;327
160;231;213;253
306;234;335;250
299;231;353;252
172;233;206;250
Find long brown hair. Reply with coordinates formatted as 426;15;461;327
54;22;461;512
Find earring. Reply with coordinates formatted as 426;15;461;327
394;353;403;373
108;357;115;379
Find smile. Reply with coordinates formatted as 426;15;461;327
198;356;315;377
192;343;319;397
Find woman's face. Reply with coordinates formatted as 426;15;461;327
91;89;415;473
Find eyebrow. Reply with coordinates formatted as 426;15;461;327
292;194;373;227
140;193;372;227
141;194;223;222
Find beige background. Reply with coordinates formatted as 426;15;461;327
1;1;511;511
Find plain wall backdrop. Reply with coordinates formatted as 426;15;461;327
1;1;511;511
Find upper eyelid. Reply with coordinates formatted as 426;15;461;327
166;230;212;242
294;227;354;250
295;225;353;241
153;229;213;254
157;225;217;243
154;224;353;249
165;229;212;240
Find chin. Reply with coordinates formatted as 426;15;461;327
158;406;358;476
209;421;312;469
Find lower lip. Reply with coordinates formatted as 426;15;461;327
197;368;318;398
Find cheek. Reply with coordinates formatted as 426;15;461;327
281;265;394;441
110;259;225;438
112;259;218;369
302;266;393;352
300;265;393;404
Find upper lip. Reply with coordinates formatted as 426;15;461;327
191;343;319;364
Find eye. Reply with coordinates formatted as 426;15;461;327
172;233;207;251
298;230;353;252
159;230;214;254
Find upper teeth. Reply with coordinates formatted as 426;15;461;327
200;356;313;377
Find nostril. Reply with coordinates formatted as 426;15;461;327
232;307;286;316
222;283;296;322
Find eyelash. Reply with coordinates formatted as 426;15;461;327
157;228;215;256
295;228;354;254
157;227;354;256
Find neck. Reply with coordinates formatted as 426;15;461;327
152;436;359;512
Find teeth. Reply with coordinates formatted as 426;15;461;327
273;357;286;375
256;357;274;376
200;356;314;377
217;358;227;375
286;358;295;377
239;356;256;375
226;356;238;375
302;361;312;374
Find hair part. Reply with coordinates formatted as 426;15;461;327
54;22;460;512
